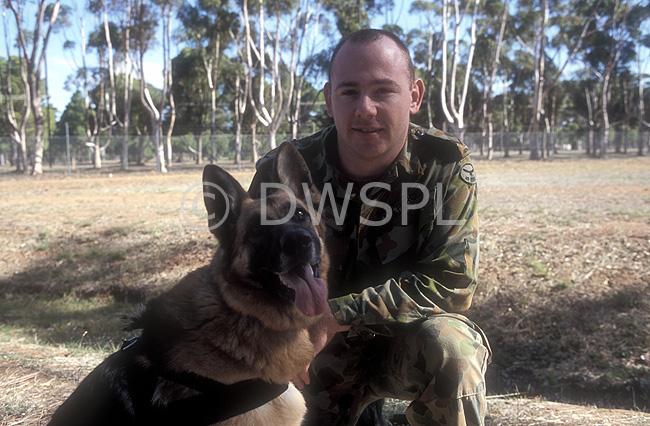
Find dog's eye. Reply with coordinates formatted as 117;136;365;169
294;207;307;221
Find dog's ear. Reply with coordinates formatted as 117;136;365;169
272;142;320;205
203;164;248;240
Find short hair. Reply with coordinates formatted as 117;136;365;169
328;29;415;83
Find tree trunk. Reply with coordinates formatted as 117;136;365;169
7;0;61;174
194;131;203;164
1;20;30;173
165;91;175;166
162;3;174;169
244;0;304;152
136;129;146;166
235;121;242;169
209;72;216;164
639;72;647;156
251;123;258;164
121;0;133;170
122;69;133;170
503;71;511;158
529;0;547;160
93;50;107;169
487;120;494;160
440;0;479;135
138;51;166;172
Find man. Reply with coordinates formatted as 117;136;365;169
249;29;490;426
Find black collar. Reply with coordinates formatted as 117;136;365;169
121;337;289;426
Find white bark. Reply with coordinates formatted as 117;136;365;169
440;0;480;135
7;0;61;175
1;4;30;172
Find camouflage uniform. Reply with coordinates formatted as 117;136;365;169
250;124;491;426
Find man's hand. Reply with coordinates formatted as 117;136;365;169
292;308;351;390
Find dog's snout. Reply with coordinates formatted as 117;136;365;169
281;228;313;256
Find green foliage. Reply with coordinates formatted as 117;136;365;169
171;47;210;135
322;0;371;36
0;56;28;138
2;0;641;166
54;91;86;137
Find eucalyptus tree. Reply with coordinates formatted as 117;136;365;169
159;0;182;169
102;0;137;170
320;0;377;36
54;90;86;137
84;20;121;168
85;0;135;169
474;0;510;159
60;0;114;169
581;72;600;155
408;1;443;129
228;26;251;165
577;0;647;158
510;0;604;159
57;0;143;168
511;0;553;159
241;0;323;151
178;0;238;163
62;3;93;164
438;0;481;140
115;77;159;165
499;60;514;156
636;31;650;155
119;0;134;169
232;58;249;166
88;0;119;130
616;69;636;153
5;0;62;174
286;3;330;140
52;90;85;161
132;0;179;172
0;10;30;173
501;45;535;153
132;0;160;170
171;47;209;163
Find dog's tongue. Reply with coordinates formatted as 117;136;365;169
280;264;328;317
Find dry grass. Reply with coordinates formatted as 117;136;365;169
470;155;650;411
0;342;105;426
485;397;650;426
1;154;650;425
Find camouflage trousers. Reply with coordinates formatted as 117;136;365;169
302;314;491;426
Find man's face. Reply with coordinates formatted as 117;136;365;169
324;36;424;179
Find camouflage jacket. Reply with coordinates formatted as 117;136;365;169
249;124;478;337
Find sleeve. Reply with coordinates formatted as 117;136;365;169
329;156;479;337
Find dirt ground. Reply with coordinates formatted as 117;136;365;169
1;153;649;425
469;155;650;412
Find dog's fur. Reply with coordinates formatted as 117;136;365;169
48;143;329;426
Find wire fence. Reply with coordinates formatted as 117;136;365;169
1;130;648;168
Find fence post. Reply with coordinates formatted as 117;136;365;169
65;123;71;176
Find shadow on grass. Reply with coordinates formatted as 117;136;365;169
0;225;214;349
470;283;650;412
0;296;133;350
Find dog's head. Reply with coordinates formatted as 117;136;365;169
202;143;329;331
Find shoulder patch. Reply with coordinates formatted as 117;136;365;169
459;163;477;185
409;125;471;163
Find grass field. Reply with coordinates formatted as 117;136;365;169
1;154;650;425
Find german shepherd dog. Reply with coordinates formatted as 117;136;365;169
48;142;329;426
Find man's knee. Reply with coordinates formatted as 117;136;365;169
399;315;490;399
394;316;490;426
422;315;487;359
